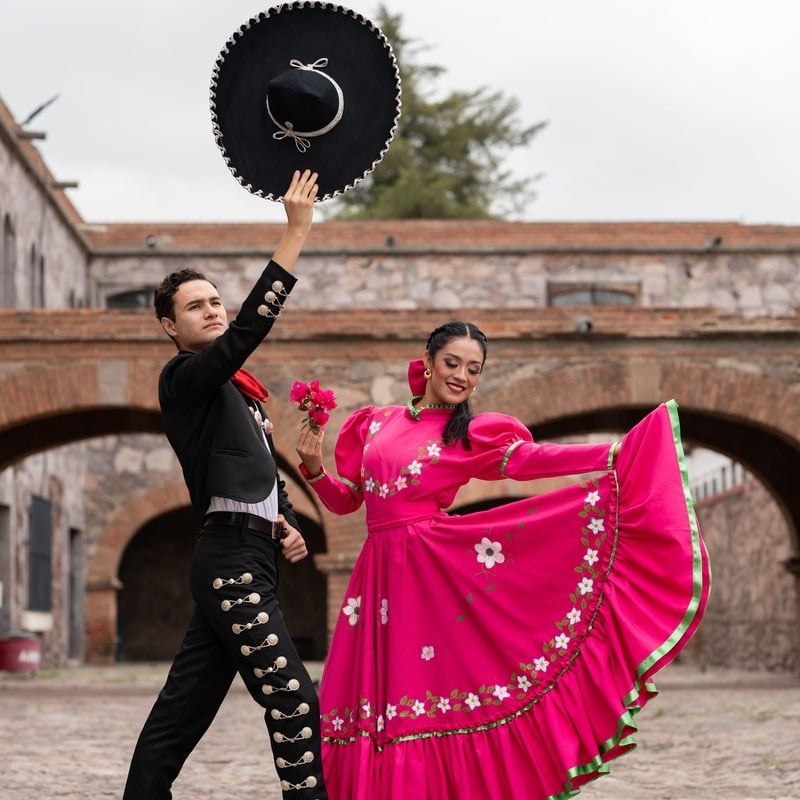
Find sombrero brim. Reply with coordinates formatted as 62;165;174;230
210;2;402;202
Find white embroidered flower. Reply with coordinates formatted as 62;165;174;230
343;596;361;625
578;577;594;596
412;700;426;716
395;475;408;491
474;536;505;569
369;421;382;435
380;598;389;625
534;656;549;673
493;684;510;701
407;459;423;475
465;693;481;710
365;477;375;493
588;517;605;534
421;645;435;661
379;483;390;498
376;714;385;732
385;703;397;720
437;697;451;713
427;442;442;458
583;548;599;566
584;490;601;506
331;716;344;731
567;607;582;625
361;701;371;718
554;633;571;650
517;674;532;691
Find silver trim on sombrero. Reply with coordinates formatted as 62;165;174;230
209;1;402;203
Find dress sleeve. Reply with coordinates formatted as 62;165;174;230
468;413;614;481
301;406;373;515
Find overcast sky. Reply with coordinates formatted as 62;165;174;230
1;0;797;225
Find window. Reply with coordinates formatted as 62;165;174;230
29;245;45;307
106;289;151;309
2;215;16;308
28;496;53;612
548;282;638;307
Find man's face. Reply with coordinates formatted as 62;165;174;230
160;279;228;352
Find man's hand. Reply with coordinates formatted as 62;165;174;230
278;515;309;563
272;169;319;272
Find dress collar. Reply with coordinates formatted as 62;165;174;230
407;395;457;421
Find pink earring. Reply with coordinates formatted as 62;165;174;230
423;368;432;379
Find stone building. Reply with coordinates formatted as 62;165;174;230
1;95;798;673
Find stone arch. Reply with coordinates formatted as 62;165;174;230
0;363;164;468
86;481;188;663
484;362;800;544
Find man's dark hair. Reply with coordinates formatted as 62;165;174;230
153;267;216;321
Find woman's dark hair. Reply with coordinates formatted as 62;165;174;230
425;321;488;449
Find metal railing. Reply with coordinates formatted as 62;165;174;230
690;460;748;501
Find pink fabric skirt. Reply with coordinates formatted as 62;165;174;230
319;401;710;799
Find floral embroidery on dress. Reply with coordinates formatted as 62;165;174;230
342;596;361;626
474;536;505;569
360;438;444;500
380;598;389;625
321;475;619;743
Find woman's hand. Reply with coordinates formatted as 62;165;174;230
296;425;325;477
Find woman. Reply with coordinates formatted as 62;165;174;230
296;321;710;800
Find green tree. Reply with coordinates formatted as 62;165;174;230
328;5;546;219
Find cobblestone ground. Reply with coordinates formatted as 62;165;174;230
0;662;798;799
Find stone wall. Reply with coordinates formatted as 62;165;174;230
87;220;800;316
0;445;87;667
0;101;91;666
689;478;797;672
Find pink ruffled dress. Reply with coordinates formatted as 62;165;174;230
305;392;709;800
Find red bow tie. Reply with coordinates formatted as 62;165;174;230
231;368;269;402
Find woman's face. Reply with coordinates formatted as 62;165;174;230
424;336;485;405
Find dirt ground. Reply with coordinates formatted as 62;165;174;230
0;661;798;799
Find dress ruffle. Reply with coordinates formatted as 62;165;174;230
319;401;709;799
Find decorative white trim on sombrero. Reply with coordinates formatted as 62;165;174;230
209;2;402;203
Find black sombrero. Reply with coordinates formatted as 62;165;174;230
210;2;402;202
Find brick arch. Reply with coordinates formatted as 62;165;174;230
486;361;634;425
485;360;797;439
88;481;189;583
0;362;164;468
483;361;800;546
0;361;162;426
85;481;188;663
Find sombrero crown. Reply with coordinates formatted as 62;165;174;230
210;2;402;202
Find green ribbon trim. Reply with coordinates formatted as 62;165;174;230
407;395;457;421
559;398;709;794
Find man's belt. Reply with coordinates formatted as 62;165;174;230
203;511;285;540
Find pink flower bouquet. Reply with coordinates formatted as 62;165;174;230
289;379;337;433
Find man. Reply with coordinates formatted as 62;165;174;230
123;169;328;799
